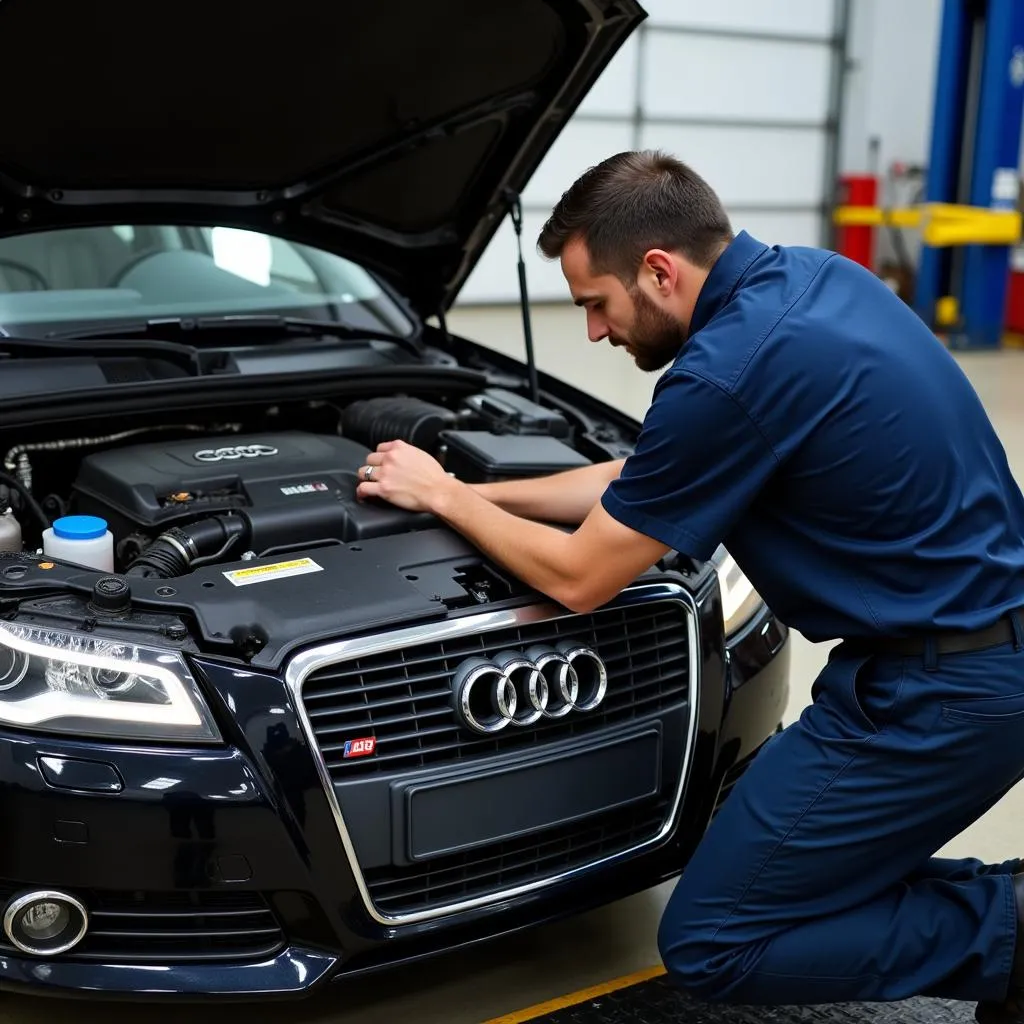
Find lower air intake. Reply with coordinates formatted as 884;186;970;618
0;885;283;962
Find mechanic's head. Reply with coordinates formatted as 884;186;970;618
538;150;732;371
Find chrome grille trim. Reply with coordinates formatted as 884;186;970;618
285;580;700;926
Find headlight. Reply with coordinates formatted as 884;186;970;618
711;547;765;637
0;622;220;743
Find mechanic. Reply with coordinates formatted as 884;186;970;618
356;149;1024;1023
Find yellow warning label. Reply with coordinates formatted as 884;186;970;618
222;557;323;587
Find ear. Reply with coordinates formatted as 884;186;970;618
640;249;678;295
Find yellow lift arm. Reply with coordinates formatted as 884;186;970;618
833;203;1021;247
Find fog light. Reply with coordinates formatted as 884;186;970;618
4;890;88;955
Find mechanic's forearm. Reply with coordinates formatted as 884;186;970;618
432;479;587;607
467;458;624;524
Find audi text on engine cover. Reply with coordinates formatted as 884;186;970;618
0;0;790;1001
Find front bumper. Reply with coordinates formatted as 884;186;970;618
0;577;789;1001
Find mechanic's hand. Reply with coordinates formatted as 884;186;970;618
356;440;455;513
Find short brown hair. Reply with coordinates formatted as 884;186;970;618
537;150;733;282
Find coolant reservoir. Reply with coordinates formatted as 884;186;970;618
42;516;114;572
0;509;21;552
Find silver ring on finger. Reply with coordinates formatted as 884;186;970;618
364;465;375;482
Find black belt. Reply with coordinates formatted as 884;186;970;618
844;607;1024;659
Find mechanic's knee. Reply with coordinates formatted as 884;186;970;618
656;903;745;1003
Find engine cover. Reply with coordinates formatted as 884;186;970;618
72;431;433;550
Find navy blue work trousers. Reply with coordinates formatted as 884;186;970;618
658;634;1024;1005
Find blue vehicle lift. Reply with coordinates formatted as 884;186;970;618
913;0;1024;347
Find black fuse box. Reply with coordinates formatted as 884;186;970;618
440;430;591;483
461;388;571;438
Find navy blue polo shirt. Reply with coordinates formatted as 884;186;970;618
601;230;1024;641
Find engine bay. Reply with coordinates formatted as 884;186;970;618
73;431;439;572
0;387;646;667
2;388;597;575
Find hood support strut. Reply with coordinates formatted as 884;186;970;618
505;190;540;404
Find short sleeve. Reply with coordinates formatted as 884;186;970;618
601;371;779;561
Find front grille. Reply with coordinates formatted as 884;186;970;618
0;885;284;962
301;598;690;778
363;799;671;915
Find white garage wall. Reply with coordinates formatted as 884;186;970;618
839;0;942;178
458;1;846;305
644;0;833;36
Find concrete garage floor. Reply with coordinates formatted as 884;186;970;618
2;350;1024;1024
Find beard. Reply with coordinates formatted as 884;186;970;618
613;287;688;372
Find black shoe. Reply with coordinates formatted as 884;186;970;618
975;874;1024;1024
978;999;1024;1024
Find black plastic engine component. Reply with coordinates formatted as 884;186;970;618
342;396;459;452
126;515;248;578
440;430;591;483
461;388;570;439
90;574;133;611
72;431;434;558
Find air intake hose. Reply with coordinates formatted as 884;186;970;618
126;515;248;578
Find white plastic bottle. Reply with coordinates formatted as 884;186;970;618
42;516;114;572
0;509;22;552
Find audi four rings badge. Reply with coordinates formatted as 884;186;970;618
193;443;279;462
451;641;608;734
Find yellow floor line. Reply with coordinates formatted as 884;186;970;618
479;964;668;1023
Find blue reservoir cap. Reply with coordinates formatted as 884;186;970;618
53;515;108;541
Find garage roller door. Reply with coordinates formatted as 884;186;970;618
459;0;851;304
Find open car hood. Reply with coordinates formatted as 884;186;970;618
0;0;645;318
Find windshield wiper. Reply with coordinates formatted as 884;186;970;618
48;314;421;355
0;335;207;376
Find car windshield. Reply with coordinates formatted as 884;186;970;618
0;224;415;338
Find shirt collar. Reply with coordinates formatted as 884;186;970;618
689;230;769;336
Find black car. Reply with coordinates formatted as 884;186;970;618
0;0;790;1001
